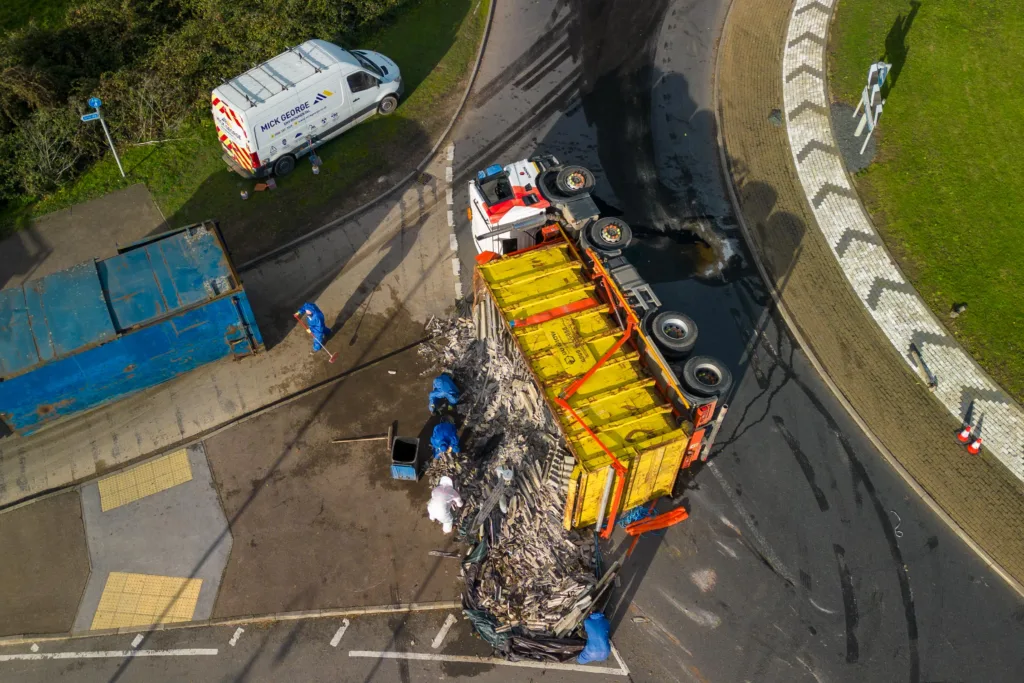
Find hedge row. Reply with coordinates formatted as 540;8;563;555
0;0;405;200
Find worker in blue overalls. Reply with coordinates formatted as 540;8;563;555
295;302;331;356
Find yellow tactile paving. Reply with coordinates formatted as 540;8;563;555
97;449;192;511
90;572;202;630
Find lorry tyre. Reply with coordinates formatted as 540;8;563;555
273;154;296;177
681;355;732;398
555;165;595;196
378;95;398;115
589;217;633;252
649;310;698;359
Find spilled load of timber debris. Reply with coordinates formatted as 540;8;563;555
420;306;619;661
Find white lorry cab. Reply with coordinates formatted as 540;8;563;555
212;39;402;178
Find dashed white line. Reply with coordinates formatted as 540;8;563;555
445;167;453;183
229;627;244;647
446;188;454;205
330;619;351;648
0;649;219;661
130;634;144;649
447;210;455;228
430;614;458;649
449;234;458;252
446;143;455;162
348;650;629;675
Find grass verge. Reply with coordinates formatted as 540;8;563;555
829;0;1024;402
7;0;489;262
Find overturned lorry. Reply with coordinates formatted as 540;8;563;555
469;156;731;535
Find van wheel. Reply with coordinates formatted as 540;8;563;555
378;95;398;115
681;355;733;398
273;154;296;177
649;310;698;359
555;165;595;196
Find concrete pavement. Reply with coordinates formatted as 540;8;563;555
72;445;231;632
0;154;456;508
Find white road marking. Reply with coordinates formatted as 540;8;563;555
0;649;218;662
130;634;143;649
430;614;458;649
229;627;244;646
29;644;38;653
348;650;629;675
447;210;455;228
446;144;455;161
610;644;630;676
451;260;461;276
446;188;454;205
449;234;458;252
330;619;351;648
445;167;453;182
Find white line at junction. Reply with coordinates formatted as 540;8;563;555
0;648;218;662
348;650;629;676
430;614;457;649
330;619;350;648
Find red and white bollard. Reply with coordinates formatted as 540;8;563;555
956;425;972;443
967;437;983;455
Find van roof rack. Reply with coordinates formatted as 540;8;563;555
287;45;323;74
221;79;256;107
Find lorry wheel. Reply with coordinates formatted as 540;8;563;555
378;95;398;115
649;310;698;359
588;217;633;252
555;165;595;196
273;154;296;177
681;355;733;398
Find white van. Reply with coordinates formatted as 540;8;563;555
212;39;402;178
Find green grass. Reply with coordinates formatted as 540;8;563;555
830;0;1024;402
0;0;73;30
6;0;489;261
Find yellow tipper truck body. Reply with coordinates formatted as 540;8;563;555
476;232;711;531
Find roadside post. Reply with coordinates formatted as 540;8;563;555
81;97;126;178
852;61;891;154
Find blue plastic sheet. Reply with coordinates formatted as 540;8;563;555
430;421;460;458
297;303;329;351
576;613;611;664
428;373;460;412
617;505;652;528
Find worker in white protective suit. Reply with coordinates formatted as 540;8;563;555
427;476;463;534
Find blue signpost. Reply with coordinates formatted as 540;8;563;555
81;96;125;177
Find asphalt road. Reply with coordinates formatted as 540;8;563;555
0;611;633;683
5;1;1024;682
454;0;1024;682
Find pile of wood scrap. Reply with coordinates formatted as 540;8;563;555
421;310;619;651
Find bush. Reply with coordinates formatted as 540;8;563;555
0;0;409;204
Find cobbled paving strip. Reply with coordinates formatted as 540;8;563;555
781;0;1024;474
